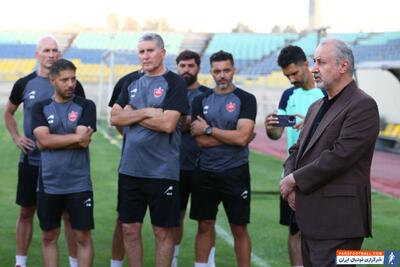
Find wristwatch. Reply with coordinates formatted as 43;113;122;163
205;126;213;136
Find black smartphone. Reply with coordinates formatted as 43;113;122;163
276;115;296;127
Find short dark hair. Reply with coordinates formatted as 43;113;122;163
176;50;201;66
209;50;234;66
277;45;307;68
50;59;76;77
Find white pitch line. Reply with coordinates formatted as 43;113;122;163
214;224;271;267
98;126;271;267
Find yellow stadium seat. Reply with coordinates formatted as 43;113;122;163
0;59;36;81
393;124;400;138
380;123;395;137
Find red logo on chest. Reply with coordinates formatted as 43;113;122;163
153;87;164;98
68;111;78;122
226;102;236;112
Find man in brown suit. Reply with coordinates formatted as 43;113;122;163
279;39;380;267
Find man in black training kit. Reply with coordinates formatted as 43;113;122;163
110;33;188;267
32;59;96;267
190;50;257;267
171;50;215;267
3;36;85;267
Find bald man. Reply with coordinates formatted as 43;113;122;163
4;36;85;267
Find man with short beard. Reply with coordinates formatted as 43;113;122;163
32;59;96;267
4;36;85;267
171;50;214;267
280;39;379;267
190;51;257;267
265;45;325;267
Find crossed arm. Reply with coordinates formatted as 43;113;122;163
191;116;255;148
33;125;94;150
110;104;181;134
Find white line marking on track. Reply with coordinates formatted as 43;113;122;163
215;224;271;267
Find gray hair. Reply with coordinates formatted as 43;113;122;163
320;39;355;74
138;33;165;49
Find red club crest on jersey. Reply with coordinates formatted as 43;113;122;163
68;111;78;122
226;102;236;112
153;87;164;98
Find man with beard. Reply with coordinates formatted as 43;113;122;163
4;36;85;267
190;51;256;267
280;39;379;267
32;59;96;267
264;45;324;267
171;50;214;267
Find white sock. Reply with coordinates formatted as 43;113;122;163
171;257;178;267
110;259;124;267
207;247;216;267
194;263;208;267
171;245;180;267
16;255;27;267
69;256;78;267
173;244;180;257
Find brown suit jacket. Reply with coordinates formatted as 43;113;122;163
284;80;379;239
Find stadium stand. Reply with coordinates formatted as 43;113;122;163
200;33;297;73
0;31;51;44
179;33;213;54
239;32;400;75
0;44;36;58
1;29;400;154
0;31;75;80
62;31;184;82
376;123;400;154
0;59;36;81
352;33;400;64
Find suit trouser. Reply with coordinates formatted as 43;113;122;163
301;234;364;267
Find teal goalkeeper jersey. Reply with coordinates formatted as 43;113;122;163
277;87;325;152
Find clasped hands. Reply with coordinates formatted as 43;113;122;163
280;173;296;211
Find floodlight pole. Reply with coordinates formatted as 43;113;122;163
107;51;115;128
98;53;107;119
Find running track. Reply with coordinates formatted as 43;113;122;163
250;127;400;198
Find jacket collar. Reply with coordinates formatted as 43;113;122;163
297;80;357;161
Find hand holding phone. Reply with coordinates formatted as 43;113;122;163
275;115;296;127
